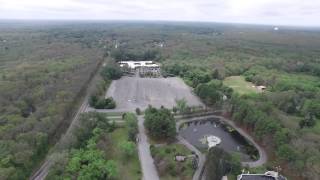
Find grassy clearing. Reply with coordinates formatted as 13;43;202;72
150;144;195;180
107;116;123;121
104;111;126;116
104;128;141;180
311;121;320;134
223;76;260;95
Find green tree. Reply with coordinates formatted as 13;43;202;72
277;144;296;161
302;99;320;118
205;147;241;180
299;114;316;128
144;106;176;139
119;141;136;158
195;80;224;105
175;98;188;114
124;113;138;141
101;65;122;80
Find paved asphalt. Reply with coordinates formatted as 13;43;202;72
137;115;160;180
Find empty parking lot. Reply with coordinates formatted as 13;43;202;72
106;76;204;111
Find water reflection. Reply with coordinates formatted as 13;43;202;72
179;118;258;161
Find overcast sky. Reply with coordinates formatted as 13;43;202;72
0;0;319;26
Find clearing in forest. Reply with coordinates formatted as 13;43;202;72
223;76;260;95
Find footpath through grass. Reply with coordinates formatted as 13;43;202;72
223;76;260;95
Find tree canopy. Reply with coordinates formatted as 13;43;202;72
144;106;176;139
205;147;241;180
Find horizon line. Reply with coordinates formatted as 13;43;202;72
0;18;320;28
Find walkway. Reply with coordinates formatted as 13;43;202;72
137;115;160;180
177;135;205;180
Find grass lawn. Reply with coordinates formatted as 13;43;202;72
150;144;195;180
311;121;320;134
223;76;260;95
104;111;126;116
103;127;141;180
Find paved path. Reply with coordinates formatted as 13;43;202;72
137;115;160;180
177;135;205;180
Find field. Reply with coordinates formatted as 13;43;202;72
223;76;260;95
106;76;204;110
105;128;142;180
150;144;194;180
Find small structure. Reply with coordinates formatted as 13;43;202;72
252;85;267;91
222;95;228;101
222;176;228;180
206;135;221;149
257;85;266;91
237;171;286;180
175;155;186;162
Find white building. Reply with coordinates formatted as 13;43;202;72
118;61;160;69
237;171;286;180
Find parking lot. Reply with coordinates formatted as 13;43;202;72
106;76;204;110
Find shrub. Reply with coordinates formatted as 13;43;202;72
135;108;141;115
124;113;138;142
90;97;116;109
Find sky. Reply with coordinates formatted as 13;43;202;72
0;0;319;26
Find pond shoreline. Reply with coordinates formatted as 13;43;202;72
176;114;267;168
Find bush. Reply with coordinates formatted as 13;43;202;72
119;141;136;158
124;113;138;142
101;65;122;80
135;108;141;115
90;97;116;109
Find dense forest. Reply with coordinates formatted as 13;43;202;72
1;21;320;180
0;23;110;179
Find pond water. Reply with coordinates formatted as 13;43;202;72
179;118;258;161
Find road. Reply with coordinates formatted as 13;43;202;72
137;115;160;180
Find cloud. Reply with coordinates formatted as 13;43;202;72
0;0;319;26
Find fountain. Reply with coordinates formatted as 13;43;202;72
206;135;221;149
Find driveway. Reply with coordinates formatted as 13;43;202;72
137;115;160;180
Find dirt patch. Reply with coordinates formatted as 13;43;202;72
106;77;204;110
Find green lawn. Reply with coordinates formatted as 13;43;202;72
223;76;260;95
104;111;126;116
104;127;141;180
150;144;195;180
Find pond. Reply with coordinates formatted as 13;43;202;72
179;118;259;161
